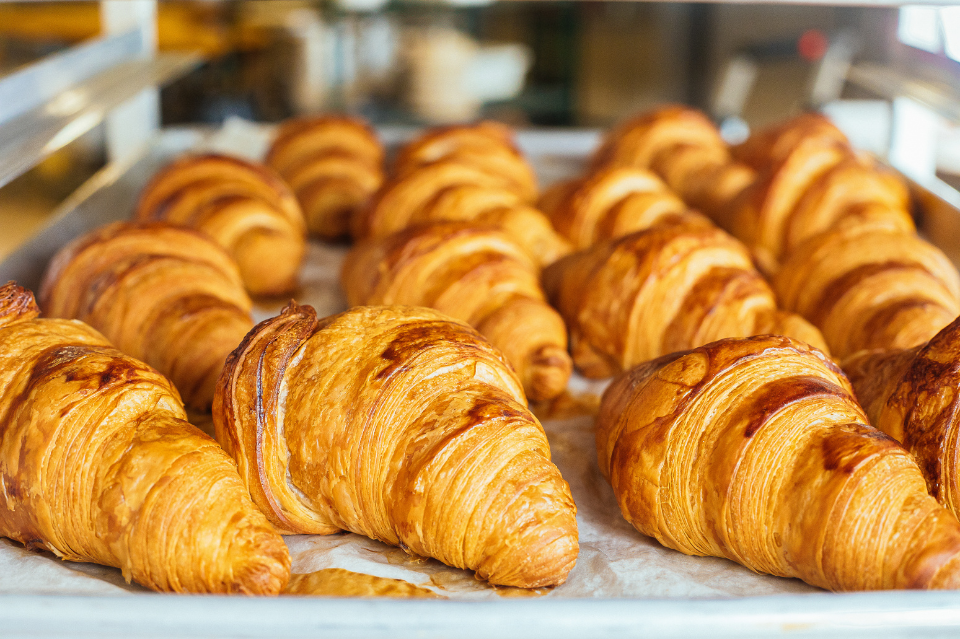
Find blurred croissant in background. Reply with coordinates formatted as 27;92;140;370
135;153;306;296
214;303;578;588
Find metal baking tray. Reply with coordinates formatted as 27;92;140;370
3;123;960;639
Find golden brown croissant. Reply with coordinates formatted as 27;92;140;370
731;112;849;169
843;316;960;518
400;184;570;268
544;166;688;249
40;222;254;410
542;215;828;378
134;153;306;296
266;116;384;240
213;303;578;588
341;223;572;401
0;282;289;594
774;219;960;359
392;122;537;202
596;333;960;591
730;139;914;274
355;159;526;239
589;105;728;172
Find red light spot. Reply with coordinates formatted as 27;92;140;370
798;29;829;61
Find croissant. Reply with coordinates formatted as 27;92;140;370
544;166;688;249
266;116;384;240
391;183;571;268
731;112;849;169
843;316;960;518
213;303;578;588
341;222;572;401
392;122;538;202
0;282;289;594
134;153;306;296
589;105;727;172
596;334;960;591
730;139;914;273
774;219;960;359
40;222;253;410
542;215;827;379
355;159;527;239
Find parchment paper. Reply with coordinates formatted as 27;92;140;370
0;118;820;598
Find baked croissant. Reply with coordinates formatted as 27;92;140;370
40;222;254;410
542;215;827;379
0;282;289;594
341;222;572;401
392;122;538;202
730;139;913;274
134;153;306;296
213;303;578;588
843;315;960;518
774;219;960;359
543;166;688;249
382;183;570;268
266;116;384;240
731;111;849;169
596;334;960;591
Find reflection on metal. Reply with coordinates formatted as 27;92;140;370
848;62;960;124
0;52;200;189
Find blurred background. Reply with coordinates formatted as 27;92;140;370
1;0;959;256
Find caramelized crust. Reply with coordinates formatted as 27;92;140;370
213;303;578;588
844;316;960;518
392;122;537;202
775;220;960;358
266;116;384;240
546;166;688;249
542;216;827;378
135;154;306;296
342;223;572;401
0;282;289;594
597;334;960;591
40;222;253;410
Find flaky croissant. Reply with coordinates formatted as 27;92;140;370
774;219;960;359
381;183;570;268
543;166;688;249
134;153;306;296
730;139;913;274
341;223;572;401
596;334;960;591
40;222;254;410
843;316;960;519
731;112;849;169
213;303;578;588
266;116;384;240
392;122;537;202
542;215;828;378
0;282;289;594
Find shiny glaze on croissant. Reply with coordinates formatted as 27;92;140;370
844;316;960;519
213;303;578;588
597;334;960;591
392;122;537;202
0;282;289;594
775;220;960;359
542;215;827;378
135;154;306;296
381;183;570;268
341;223;572;401
731;139;913;274
40;222;254;410
266;116;384;240
543;167;688;250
